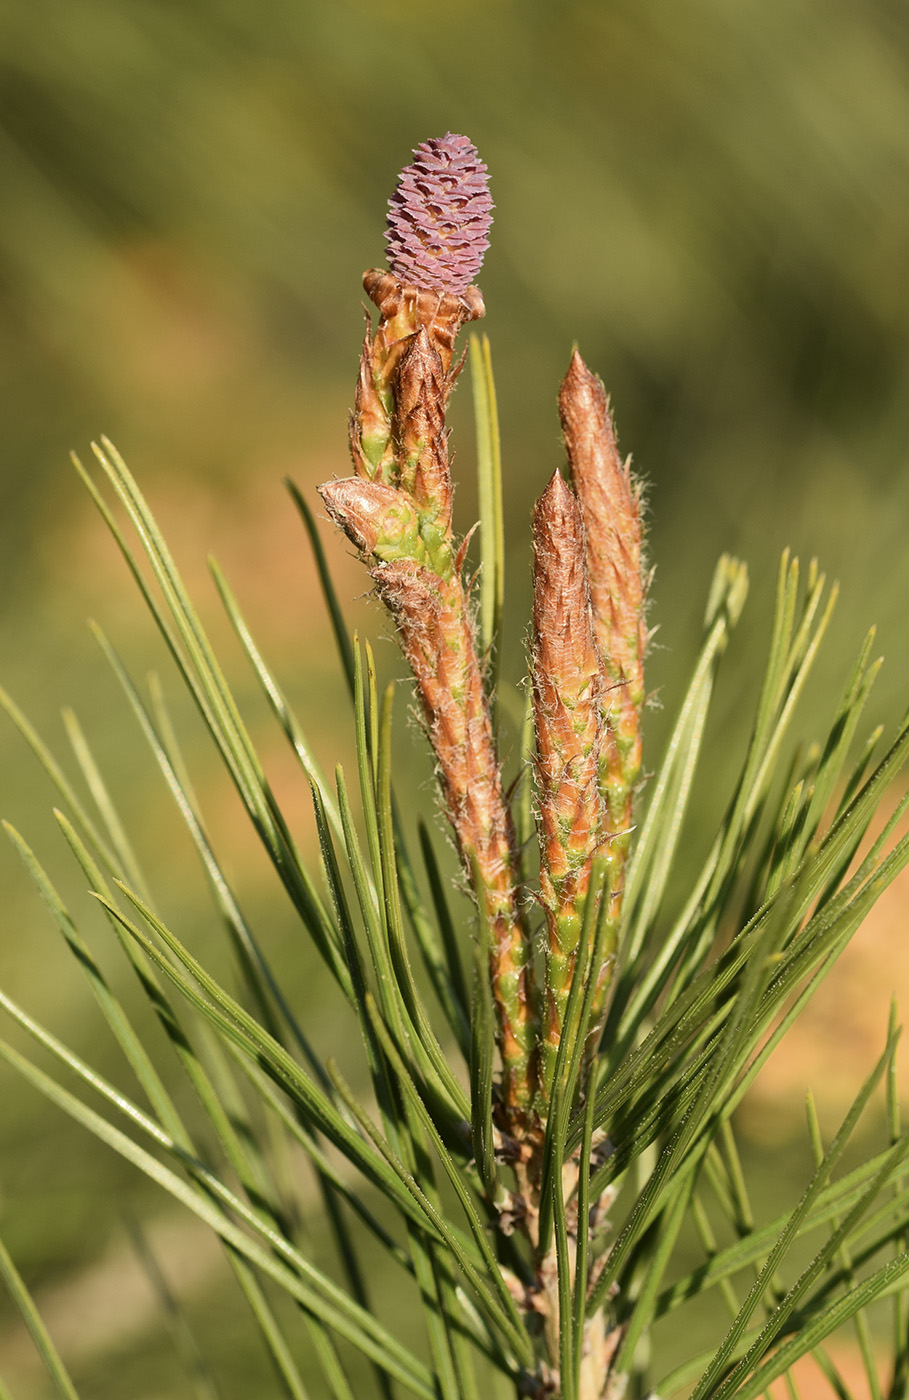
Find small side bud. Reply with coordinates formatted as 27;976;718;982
318;477;425;564
349;319;395;483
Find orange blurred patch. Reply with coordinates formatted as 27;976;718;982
743;783;909;1140
40;449;370;655
765;1338;887;1398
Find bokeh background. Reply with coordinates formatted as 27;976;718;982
2;0;909;1395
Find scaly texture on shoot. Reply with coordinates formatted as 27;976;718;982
321;137;536;1121
531;471;614;1098
559;351;647;1037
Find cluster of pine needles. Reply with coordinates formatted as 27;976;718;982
2;134;909;1400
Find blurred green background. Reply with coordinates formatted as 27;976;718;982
2;0;909;1394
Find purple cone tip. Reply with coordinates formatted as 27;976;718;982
385;133;493;297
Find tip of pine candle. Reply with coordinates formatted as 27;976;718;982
539;468;575;509
533;471;584;552
561;348;606;406
559;352;616;460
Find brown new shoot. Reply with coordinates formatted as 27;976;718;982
559;351;647;1035
321;266;537;1121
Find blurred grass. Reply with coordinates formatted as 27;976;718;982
1;0;908;1393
